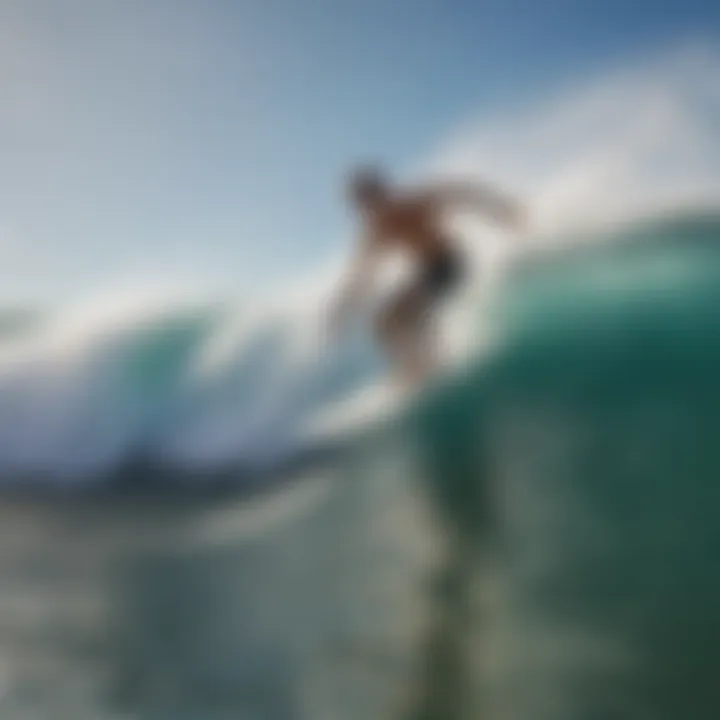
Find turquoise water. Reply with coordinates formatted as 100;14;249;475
0;212;719;718
413;212;720;719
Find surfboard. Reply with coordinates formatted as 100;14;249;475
301;379;412;446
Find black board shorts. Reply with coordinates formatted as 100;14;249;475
420;248;464;300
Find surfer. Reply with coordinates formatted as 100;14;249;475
329;165;524;384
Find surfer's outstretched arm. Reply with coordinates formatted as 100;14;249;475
430;180;525;228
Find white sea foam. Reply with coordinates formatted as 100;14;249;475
0;42;716;483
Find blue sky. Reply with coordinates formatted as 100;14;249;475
0;0;718;301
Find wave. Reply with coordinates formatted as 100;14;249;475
0;211;715;487
0;280;387;485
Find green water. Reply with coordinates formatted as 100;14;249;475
0;443;438;720
0;214;719;719
413;213;720;719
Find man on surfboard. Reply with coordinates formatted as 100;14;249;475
330;165;524;384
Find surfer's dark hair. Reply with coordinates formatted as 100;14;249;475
348;165;387;204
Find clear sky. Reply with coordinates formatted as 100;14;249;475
0;0;718;302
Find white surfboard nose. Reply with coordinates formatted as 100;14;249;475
301;380;411;446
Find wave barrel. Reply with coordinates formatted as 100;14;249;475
413;215;720;719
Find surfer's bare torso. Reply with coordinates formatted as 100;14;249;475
361;190;453;265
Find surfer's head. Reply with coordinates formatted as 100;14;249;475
348;165;388;210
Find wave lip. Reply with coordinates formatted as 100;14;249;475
0;291;385;487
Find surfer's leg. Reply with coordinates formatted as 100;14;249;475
375;281;435;383
377;250;463;384
408;250;463;380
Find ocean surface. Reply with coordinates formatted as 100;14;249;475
0;211;719;719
